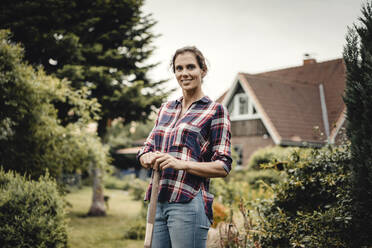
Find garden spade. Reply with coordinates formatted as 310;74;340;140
144;169;160;248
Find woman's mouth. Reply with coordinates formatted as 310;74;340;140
181;79;192;83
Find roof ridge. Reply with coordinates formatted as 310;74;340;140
252;57;343;76
239;72;317;87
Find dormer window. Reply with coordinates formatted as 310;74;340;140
228;93;259;120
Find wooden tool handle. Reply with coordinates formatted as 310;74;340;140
144;170;160;248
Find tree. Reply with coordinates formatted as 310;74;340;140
343;1;372;246
0;0;168;134
0;0;169;215
0;29;108;181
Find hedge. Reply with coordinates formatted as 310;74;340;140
0;169;67;248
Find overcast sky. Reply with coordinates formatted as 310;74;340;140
142;0;364;100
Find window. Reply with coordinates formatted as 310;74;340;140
233;145;243;167
228;93;259;120
239;95;248;115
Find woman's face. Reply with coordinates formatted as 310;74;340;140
174;52;206;93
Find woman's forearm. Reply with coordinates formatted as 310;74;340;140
151;152;228;178
184;160;228;178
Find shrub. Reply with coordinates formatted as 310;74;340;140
244;169;285;189
0;169;67;248
210;176;273;207
212;201;228;228
104;175;128;190
123;218;146;240
255;145;353;248
247;146;310;170
128;178;148;201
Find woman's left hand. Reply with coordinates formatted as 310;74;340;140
152;153;187;171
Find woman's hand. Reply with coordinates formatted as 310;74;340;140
139;152;158;169
152;152;187;171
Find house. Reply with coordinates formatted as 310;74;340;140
217;57;347;166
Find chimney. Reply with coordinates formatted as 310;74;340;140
303;53;317;65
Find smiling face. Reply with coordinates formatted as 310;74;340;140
174;52;206;93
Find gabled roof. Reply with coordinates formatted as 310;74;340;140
255;58;346;129
218;58;346;146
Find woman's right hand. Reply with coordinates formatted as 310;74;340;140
139;152;157;169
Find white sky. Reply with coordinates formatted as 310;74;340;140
142;0;364;100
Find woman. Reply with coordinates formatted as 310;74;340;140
137;46;232;248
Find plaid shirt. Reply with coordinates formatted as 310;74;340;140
137;96;232;222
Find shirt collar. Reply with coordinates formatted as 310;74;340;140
175;96;210;105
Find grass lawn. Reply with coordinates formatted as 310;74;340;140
66;186;144;248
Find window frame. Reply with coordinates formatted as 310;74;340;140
229;93;260;121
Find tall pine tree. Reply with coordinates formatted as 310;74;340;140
0;0;168;137
0;0;169;216
343;1;372;246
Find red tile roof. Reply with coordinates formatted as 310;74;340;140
219;58;346;145
255;59;346;130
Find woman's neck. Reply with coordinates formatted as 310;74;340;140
182;88;205;108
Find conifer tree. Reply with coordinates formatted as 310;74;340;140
343;1;372;246
0;0;168;216
0;0;168;137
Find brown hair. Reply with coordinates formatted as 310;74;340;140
170;46;208;74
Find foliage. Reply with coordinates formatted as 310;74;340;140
109;175;148;241
0;30;108;180
212;201;228;228
107;119;155;148
124;177;148;201
255;145;353;248
123;219;146;240
210;146;287;207
232;169;285;189
0;169;67;248
0;0;169;215
104;174;129;190
211;176;274;208
247;146;309;170
218;200;262;248
0;0;170;140
343;1;372;246
106;119;155;170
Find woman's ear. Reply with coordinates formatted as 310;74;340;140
201;69;207;78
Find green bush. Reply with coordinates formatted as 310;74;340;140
104;175;128;190
0;169;67;248
247;146;308;170
255;145;353;248
129;179;148;201
123;218;146;240
210;175;273;207
245;169;285;189
122;177;148;240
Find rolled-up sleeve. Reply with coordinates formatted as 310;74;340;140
136;104;163;162
210;104;232;173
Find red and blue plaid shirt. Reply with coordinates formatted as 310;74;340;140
137;96;232;222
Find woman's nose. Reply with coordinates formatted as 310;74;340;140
181;69;189;76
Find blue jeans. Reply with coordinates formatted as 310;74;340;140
149;190;211;248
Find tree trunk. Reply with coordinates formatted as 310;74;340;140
88;167;106;216
88;118;109;216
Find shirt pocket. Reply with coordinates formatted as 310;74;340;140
172;122;203;159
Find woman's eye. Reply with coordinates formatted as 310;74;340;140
187;64;196;70
176;66;183;71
